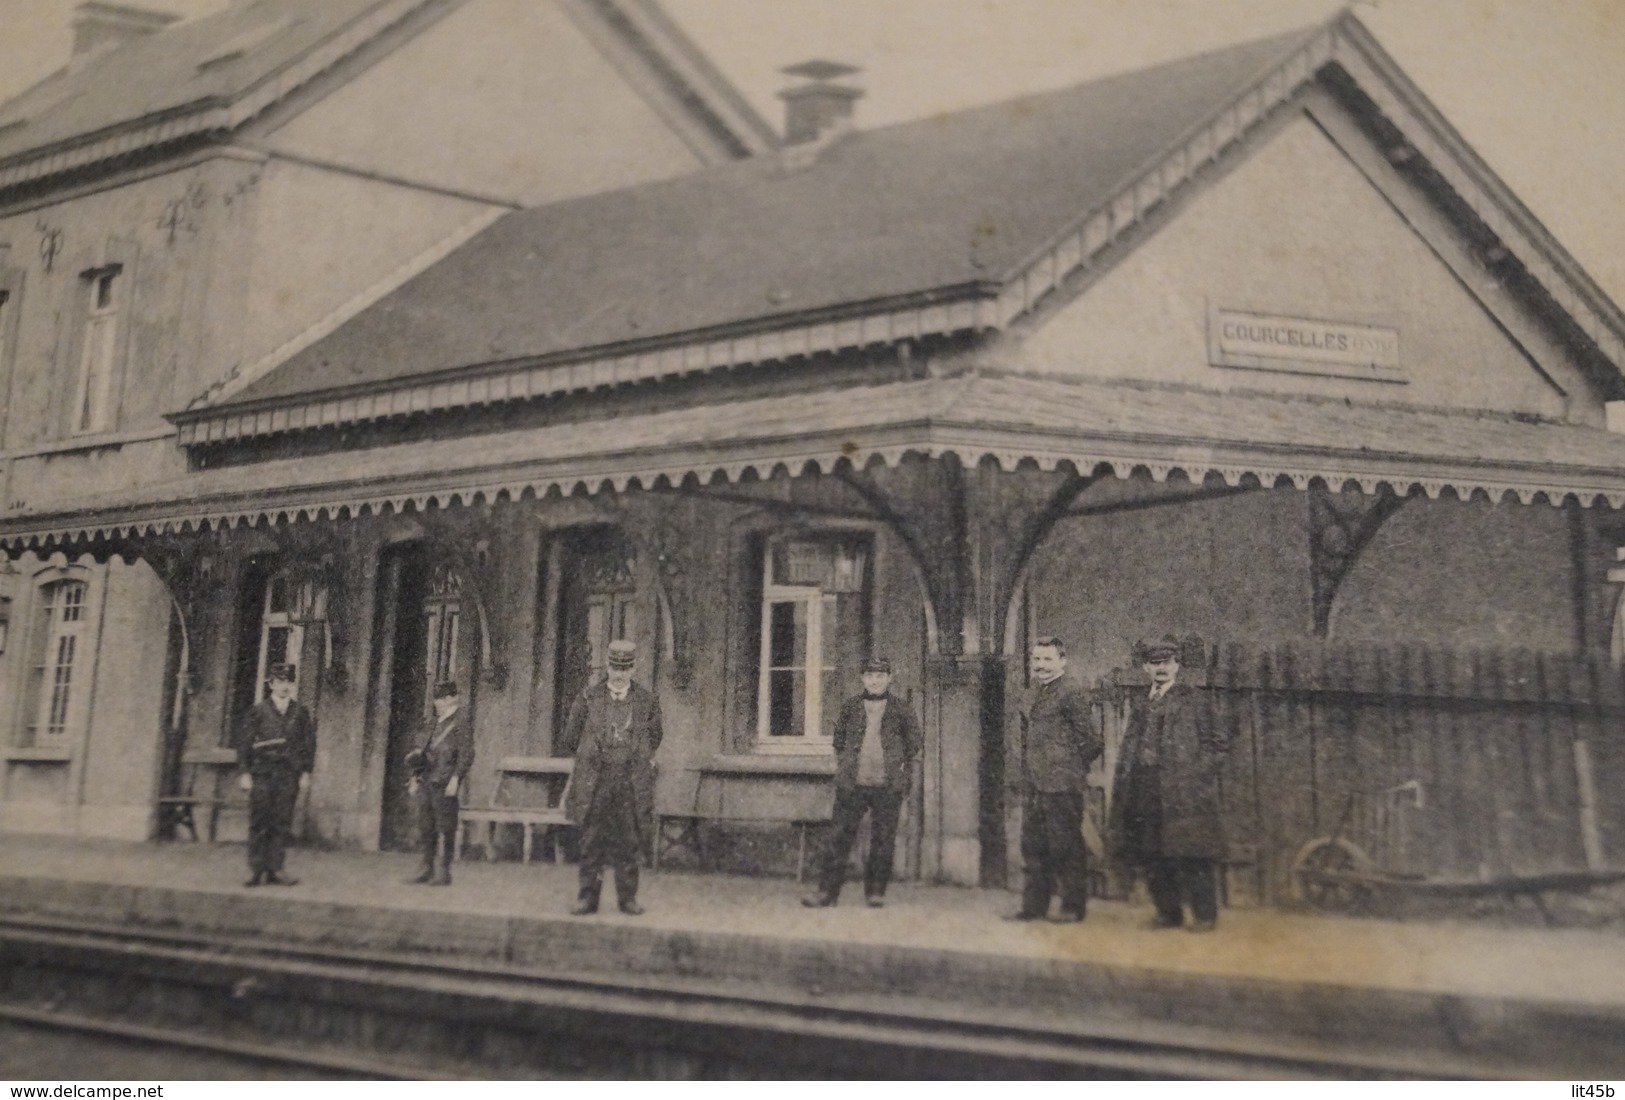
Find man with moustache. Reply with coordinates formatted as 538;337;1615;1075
1008;636;1102;923
565;640;664;916
1109;635;1228;932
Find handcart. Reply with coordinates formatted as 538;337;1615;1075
1289;780;1625;922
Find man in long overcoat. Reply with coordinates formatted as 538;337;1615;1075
1009;636;1103;923
405;679;473;886
564;640;663;915
802;657;922;909
236;663;316;887
1109;635;1228;931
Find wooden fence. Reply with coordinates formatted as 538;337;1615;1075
1088;643;1625;905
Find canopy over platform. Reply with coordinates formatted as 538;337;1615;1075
11;372;1625;553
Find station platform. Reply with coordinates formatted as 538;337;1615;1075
2;835;1623;1077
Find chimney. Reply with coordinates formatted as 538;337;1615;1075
71;2;180;59
778;60;863;145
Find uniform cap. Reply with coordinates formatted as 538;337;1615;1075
606;640;637;669
861;657;892;674
267;663;297;683
1134;635;1183;663
432;680;460;699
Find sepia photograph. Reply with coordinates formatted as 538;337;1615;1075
0;0;1623;1082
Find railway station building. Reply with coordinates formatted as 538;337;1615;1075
0;0;774;840
4;10;1625;900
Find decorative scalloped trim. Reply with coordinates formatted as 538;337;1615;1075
6;437;1622;553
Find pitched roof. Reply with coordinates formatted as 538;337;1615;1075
0;0;776;192
219;26;1316;408
177;10;1625;446
0;1;417;175
16;372;1625;550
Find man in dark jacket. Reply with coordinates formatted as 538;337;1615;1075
1109;635;1228;931
236;663;316;888
405;680;473;887
564;640;664;916
1009;636;1102;923
802;658;922;909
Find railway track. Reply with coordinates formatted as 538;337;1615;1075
0;913;1557;1079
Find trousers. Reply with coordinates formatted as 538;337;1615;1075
1020;790;1089;918
816;785;904;901
247;768;300;876
414;790;460;873
1145;857;1218;925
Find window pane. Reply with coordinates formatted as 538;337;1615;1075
768;599;807;669
267;576;288;614
46;635;75;737
265;626;291;668
767;669;805;737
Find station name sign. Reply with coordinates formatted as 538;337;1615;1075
1208;306;1403;382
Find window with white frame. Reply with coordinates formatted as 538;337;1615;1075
756;535;869;752
19;579;89;747
72;265;122;435
254;571;316;701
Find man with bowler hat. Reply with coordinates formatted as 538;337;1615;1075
564;640;664;915
803;657;922;909
1109;635;1228;931
405;680;473;886
236;663;316;887
1008;636;1101;923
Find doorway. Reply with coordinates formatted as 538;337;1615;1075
551;526;637;753
377;546;478;850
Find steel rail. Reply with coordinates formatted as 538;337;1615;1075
0;913;1518;1080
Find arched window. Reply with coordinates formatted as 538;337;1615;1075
20;578;90;747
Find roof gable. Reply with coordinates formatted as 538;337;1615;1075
0;0;775;194
177;12;1625;444
1017;109;1587;420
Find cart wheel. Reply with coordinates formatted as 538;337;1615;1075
1290;837;1374;912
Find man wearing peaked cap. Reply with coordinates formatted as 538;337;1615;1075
564;639;664;916
235;663;316;888
405;679;473;886
803;657;922;909
1110;634;1230;932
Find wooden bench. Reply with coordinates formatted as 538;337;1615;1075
655;755;836;881
156;755;237;842
457;756;574;863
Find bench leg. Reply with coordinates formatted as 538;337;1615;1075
521;824;534;864
796;823;807;884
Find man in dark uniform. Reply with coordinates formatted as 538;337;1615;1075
1109;635;1228;932
564;640;663;916
236;663;316;888
802;657;922;909
1008;636;1102;923
405;680;473;886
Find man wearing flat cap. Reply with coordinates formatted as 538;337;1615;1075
235;663;316;888
564;639;664;915
1009;636;1102;923
803;657;922;909
405;679;473;886
1109;635;1228;931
